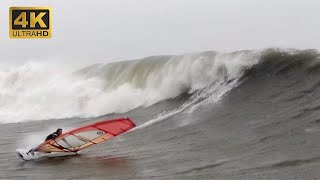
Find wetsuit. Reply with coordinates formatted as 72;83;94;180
45;132;59;141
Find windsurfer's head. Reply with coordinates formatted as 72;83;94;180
56;128;62;136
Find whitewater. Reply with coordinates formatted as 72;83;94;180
1;48;320;179
0;50;259;123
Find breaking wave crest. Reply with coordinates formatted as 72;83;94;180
0;50;260;123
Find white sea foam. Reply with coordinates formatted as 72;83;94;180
0;51;260;123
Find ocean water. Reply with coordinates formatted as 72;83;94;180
1;49;320;179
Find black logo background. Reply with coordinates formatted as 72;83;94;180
11;9;50;30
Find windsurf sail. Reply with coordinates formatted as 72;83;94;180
36;117;135;153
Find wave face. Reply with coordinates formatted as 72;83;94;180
2;48;320;179
0;51;259;123
0;48;319;124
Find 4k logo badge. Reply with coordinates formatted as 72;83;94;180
9;7;52;39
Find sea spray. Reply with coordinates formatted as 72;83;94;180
0;51;260;123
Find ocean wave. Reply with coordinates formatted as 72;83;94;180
0;50;260;123
2;48;319;123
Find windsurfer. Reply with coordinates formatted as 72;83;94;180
27;128;63;155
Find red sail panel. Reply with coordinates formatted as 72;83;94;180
36;117;135;153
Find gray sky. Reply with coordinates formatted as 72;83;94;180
0;0;319;67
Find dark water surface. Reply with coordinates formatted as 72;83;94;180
2;49;320;179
